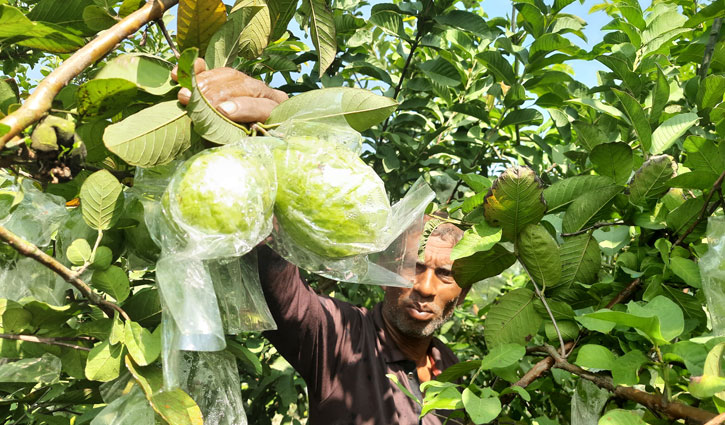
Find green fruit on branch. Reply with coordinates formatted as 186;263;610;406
30;115;76;152
274;136;392;258
169;145;276;236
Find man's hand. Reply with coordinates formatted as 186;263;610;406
171;59;288;124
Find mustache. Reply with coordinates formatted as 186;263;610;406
403;297;442;315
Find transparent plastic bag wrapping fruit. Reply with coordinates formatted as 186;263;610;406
0;257;69;306
699;216;725;336
0;170;67;248
273;118;364;154
90;385;155;425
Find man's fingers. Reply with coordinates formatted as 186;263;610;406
170;58;207;82
178;87;191;105
216;97;280;123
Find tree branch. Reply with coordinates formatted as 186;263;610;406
156;18;180;58
605;278;641;309
705;412;725;425
0;334;91;351
0;225;131;321
699;18;723;80
543;345;717;423
561;221;626;237
0;0;179;150
672;169;725;248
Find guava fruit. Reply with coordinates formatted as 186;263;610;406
274;136;392;258
169;146;275;236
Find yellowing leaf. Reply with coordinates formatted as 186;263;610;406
177;0;227;53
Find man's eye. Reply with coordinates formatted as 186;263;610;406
436;269;453;279
415;264;426;274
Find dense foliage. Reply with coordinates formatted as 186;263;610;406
2;0;725;424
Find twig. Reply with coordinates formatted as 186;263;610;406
72;230;103;278
155;18;180;58
605;278;641;309
699;18;723;79
0;225;131;321
0;0;179;150
518;260;567;357
251;124;272;137
542;345;717;423
672;169;725;248
705;412;725;425
561;221;626;237
0;334;90;352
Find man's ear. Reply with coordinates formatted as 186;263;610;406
456;286;471;306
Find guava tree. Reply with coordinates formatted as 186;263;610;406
2;0;725;424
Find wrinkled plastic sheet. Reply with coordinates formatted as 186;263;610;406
700;216;725;336
0;257;69;306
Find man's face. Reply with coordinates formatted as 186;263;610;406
382;234;466;338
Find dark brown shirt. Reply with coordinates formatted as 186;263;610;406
258;246;463;425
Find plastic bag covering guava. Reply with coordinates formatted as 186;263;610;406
273;135;392;258
699;216;725;336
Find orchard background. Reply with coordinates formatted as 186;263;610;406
2;0;725;424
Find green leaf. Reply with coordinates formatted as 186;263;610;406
651;66;670;124
268;0;298;41
83;5;116;31
573;121;608;151
176;0;227;53
77;78;138;119
369;4;405;39
686;0;725;27
612;89;651;150
517;224;561;289
484;288;543;348
480;343;526;370
559;233;601;287
543;175;615;213
529;33;576;61
544;320;580;342
124;321;160;366
450;222;502;261
67;238;92;266
0;299;33;333
205;6;262;69
667;197;705;235
483;166;547;240
420;386;463;417
590;142;633;185
0;79;18;116
697;75;725;111
92;246;113;270
0;353;61;384
561;185;623;234
598;409;647;425
476;51;516;85
103;101;192;167
669;257;702;288
452;244;517;288
91;265;131;302
435;10;489;35
26;0;95;36
597;56;641;95
611;350;648;386
307;0;336;76
435;360;481;383
231;0;270;59
461;174;492;193
79;170;124;230
418;58;462;88
568;97;627;121
95;54;175;95
629;155;676;207
85;339;123;382
500;109;543;128
667;171;719;190
650;113;699;154
267;87;398;132
574;344;616;370
0;4;85;53
462;388;501;424
77;120;112;163
683;136;725;175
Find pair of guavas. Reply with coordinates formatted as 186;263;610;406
168;136;391;258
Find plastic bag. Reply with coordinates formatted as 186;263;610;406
0;257;69;306
91;385;155;425
699;216;725;336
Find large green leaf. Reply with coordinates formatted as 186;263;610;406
543;175;615;213
104;101;192;167
369;3;405;39
0;4;85;53
77;78;138;119
529;33;576;61
0;79;18;116
267;87;398;132
450;222;502;261
598;409;647;425
462;388;501;425
95;54;175;95
307;0;336;76
611;350;648;386
452;244;516;288
697;75;725;111
484;288;543;348
85;340;123;382
27;0;95;36
650;113;699;154
205;6;262;69
597;55;641;95
176;0;227;53
559;233;601;287
561;185;623;233
667;171;719;190
612;88;651;151
124;321;160;366
476;51;516;85
683;136;725;175
517;224;561;289
79;170;124;230
574;344;616;370
669;257;702;288
435;10;489;35
479;343;526;370
91;265;131;302
500;109;543;128
590;142;633;185
568;97;627;121
666;196;705;235
418;58;462;88
0;353;61;384
629;155;676;207
650;65;670;124
268;0;298;41
483;166;547;240
231;0;271;60
572;121;608;151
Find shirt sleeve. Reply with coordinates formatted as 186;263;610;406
256;245;362;402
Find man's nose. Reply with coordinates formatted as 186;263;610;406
414;269;436;298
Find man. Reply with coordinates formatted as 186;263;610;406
174;64;470;424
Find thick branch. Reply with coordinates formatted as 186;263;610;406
0;334;90;351
672;169;725;248
0;225;130;321
544;345;717;423
705;412;725;425
700;18;723;79
0;0;179;150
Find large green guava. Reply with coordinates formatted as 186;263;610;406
274;136;392;258
170;146;275;236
